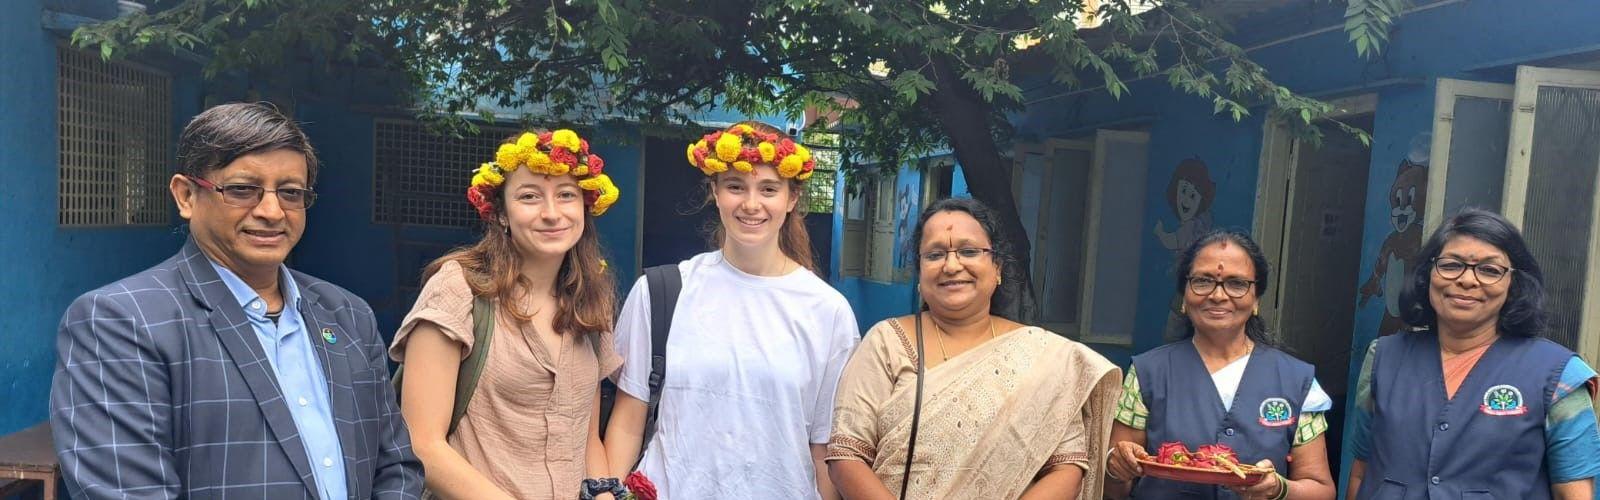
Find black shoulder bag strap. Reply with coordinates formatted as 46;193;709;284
900;310;927;500
636;264;682;468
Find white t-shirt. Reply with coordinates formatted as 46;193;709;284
614;251;861;500
1212;353;1333;413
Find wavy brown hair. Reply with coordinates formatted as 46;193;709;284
704;120;817;272
422;133;617;336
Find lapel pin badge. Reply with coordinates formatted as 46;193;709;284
321;327;337;345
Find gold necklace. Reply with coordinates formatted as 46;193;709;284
932;317;999;361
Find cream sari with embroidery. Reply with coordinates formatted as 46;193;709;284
826;318;1122;500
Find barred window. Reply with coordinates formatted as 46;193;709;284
803;132;841;214
373;119;521;227
58;47;172;226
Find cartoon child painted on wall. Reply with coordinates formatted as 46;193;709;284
1156;158;1217;337
1358;137;1429;336
1154;158;1217;252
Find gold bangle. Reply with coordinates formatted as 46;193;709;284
1272;473;1289;500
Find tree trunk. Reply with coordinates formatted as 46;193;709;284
925;56;1039;324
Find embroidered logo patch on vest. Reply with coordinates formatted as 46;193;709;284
1258;397;1296;427
1481;384;1527;416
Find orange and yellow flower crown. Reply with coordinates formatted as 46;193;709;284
466;129;620;220
685;123;816;181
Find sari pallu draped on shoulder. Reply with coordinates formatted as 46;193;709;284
827;320;1122;500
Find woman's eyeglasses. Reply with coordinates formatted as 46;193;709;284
920;247;994;264
1187;276;1255;298
1432;258;1512;284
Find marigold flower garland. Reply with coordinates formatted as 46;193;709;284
684;123;816;181
466;129;619;220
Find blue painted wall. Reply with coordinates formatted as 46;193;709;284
1003;0;1600;495
830;162;923;332
291;107;647;339
837;0;1600;491
0;0;202;436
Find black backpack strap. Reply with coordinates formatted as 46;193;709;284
637;264;682;465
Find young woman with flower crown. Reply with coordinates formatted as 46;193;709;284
603;121;860;500
389;130;631;500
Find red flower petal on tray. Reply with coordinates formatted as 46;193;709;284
1155;442;1191;465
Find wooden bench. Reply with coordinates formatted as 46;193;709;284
0;423;57;500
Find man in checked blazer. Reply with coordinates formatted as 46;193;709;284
50;102;423;499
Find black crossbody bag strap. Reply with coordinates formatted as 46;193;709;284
636;264;681;469
899;310;926;500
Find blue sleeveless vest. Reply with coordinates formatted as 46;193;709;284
1131;341;1315;499
1357;332;1573;500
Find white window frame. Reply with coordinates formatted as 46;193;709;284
1077;130;1151;344
1252;94;1378;329
867;171;899;283
1424;78;1513;234
1013;131;1148;345
1501;66;1600;363
840;171;869;278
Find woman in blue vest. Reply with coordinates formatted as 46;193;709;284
1106;229;1336;500
1347;208;1600;499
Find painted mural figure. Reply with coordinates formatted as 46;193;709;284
1357;155;1427;337
1155;158;1217;337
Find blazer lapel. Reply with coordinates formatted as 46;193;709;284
177;240;322;499
298;282;361;495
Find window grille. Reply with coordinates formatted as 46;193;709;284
373;119;521;227
802;133;841;214
58;47;172;226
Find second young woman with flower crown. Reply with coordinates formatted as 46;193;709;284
390;130;625;499
603;122;860;500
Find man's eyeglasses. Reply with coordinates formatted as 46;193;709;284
920;247;995;264
1187;276;1255;298
185;175;316;210
1433;258;1513;285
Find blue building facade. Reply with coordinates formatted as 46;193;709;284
831;0;1600;494
0;0;795;443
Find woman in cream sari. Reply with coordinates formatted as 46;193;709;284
826;198;1122;500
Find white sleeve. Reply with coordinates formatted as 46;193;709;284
809;300;862;443
613;276;653;401
1303;378;1333;413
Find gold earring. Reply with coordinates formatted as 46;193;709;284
1180;303;1187;314
997;275;1003;285
1253;304;1260;316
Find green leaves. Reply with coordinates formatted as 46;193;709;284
889;70;934;103
1345;0;1409;58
